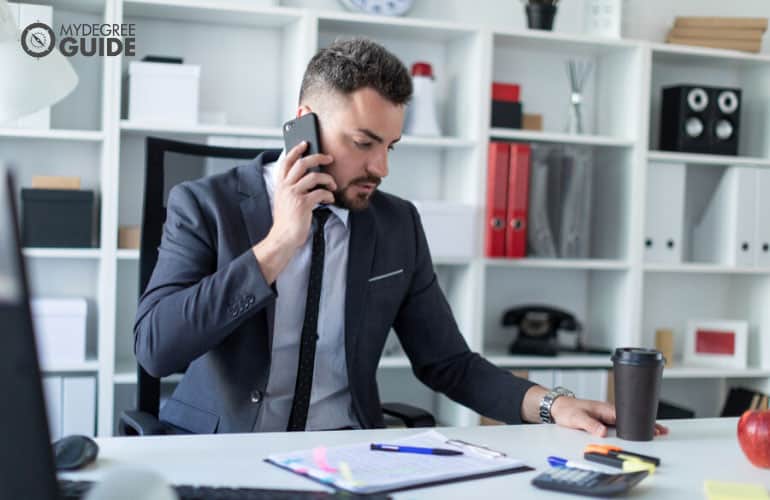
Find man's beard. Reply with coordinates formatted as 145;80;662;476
333;176;381;211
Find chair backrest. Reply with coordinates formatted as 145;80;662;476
136;137;267;418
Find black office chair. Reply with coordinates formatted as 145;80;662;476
119;137;434;436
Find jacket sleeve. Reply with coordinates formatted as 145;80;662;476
134;183;276;377
392;203;536;424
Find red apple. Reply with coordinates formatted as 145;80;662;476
738;409;770;468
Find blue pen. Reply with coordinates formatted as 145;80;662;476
370;443;463;456
548;456;605;472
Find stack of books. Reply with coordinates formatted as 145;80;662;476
666;16;768;53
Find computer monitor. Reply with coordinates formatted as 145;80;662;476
0;168;60;499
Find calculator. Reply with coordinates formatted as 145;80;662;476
531;466;649;497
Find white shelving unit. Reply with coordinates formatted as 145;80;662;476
23;248;103;259
5;0;770;435
40;360;101;374
648;150;770;168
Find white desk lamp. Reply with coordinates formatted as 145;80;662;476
0;0;78;123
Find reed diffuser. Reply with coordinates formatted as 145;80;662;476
565;59;593;134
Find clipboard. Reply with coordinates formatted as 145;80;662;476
264;430;534;495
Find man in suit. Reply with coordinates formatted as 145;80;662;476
135;38;667;437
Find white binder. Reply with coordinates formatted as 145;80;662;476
755;169;770;268
62;376;96;437
527;146;557;257
42;376;63;441
644;162;685;264
559;147;593;259
693;166;756;267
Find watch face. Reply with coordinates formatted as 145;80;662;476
21;22;55;58
338;0;415;16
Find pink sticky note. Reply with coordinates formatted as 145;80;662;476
312;447;338;473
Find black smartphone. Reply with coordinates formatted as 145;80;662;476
282;112;322;174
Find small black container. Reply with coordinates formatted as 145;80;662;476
526;3;557;31
491;101;523;129
22;189;96;248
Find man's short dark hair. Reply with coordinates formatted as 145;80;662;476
299;37;412;106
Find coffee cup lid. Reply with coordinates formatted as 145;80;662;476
611;347;665;366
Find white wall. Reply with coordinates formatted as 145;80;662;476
283;0;770;51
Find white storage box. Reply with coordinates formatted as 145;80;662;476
129;62;200;124
30;298;88;367
412;201;477;259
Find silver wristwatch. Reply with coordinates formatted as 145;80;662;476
539;386;575;424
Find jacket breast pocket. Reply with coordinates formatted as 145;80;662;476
368;268;407;318
368;268;405;287
161;398;220;434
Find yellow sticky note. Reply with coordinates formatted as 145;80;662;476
705;480;769;500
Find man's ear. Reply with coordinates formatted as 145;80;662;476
296;104;312;118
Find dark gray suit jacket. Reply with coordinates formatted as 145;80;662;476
134;150;535;433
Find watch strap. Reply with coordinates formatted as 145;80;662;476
539;386;575;424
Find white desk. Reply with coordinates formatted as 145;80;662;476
63;418;769;499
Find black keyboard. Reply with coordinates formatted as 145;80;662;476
59;480;388;500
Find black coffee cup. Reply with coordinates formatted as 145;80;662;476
611;348;665;441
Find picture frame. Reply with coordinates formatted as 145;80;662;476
684;319;748;369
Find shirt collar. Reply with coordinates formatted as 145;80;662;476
263;151;349;228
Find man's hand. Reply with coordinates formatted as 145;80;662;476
522;385;669;438
252;142;335;284
550;396;669;438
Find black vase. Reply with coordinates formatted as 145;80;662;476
526;3;557;31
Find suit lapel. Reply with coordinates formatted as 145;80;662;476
345;207;376;376
238;151;281;349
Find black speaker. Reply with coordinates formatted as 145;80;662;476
659;85;741;156
710;87;741;155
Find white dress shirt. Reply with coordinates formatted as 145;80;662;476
254;154;360;431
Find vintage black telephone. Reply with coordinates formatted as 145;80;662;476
503;305;610;356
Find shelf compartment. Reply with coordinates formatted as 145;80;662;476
649;47;770;158
120;5;309;132
482;267;634;357
492;32;644;141
642;273;770;372
0;140;103;198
